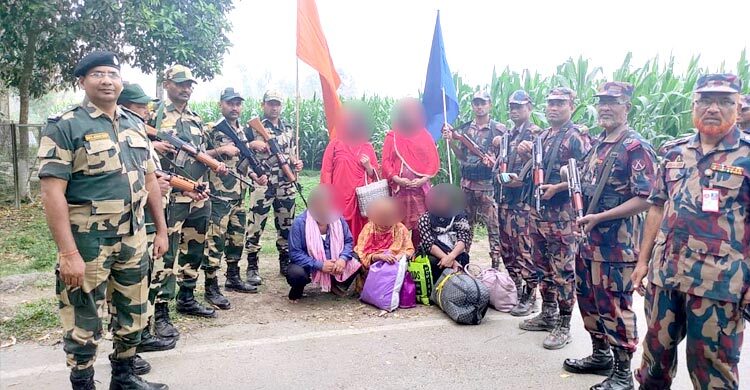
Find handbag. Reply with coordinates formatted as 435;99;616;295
355;171;390;217
407;254;434;305
465;264;517;312
430;265;490;325
360;255;408;312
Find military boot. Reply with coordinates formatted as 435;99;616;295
109;355;168;390
176;286;217;318
132;355;151;375
590;347;634;390
279;251;290;277
246;253;263;286
513;278;523;302
70;367;95;390
224;262;258;293
543;314;573;350
136;326;176;353
511;285;539;317
204;277;231;310
519;300;558;331
153;303;179;339
563;335;613;376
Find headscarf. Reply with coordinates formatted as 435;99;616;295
389;98;440;177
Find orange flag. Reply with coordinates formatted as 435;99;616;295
297;0;342;139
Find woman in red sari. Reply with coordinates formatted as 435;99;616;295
320;107;379;243
381;98;440;247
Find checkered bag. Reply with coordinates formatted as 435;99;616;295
430;265;490;325
355;171;390;217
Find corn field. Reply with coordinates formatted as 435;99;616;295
192;51;749;183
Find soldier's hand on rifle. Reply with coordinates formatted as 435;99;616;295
577;213;601;234
294;160;304;172
249;140;269;152
152;140;176;155
539;183;561;200
59;250;85;287
441;124;454;140
517;140;533;155
482;155;495;167
157;175;171;197
184;189;209;201
153;231;168;259
252;173;269;186
492;135;503;147
221;144;240;157
216;162;229;176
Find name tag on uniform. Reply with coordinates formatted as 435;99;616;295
702;188;720;213
84;132;110;141
665;161;685;169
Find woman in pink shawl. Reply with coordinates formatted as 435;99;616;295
320;107;379;243
287;186;360;302
381;98;440;247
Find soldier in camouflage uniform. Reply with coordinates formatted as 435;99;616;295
206;88;267;299
442;91;506;269
243;90;304;284
738;94;750;132
495;90;543;317
38;51;168;389
150;65;229;322
633;74;750;390
517;87;591;350
561;82;658;390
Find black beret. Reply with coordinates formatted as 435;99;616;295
73;51;121;77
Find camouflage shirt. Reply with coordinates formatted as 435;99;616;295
648;127;750;303
151;99;208;203
245;117;295;189
37;101;156;237
457;119;506;191
501;120;540;209
579;125;657;262
207;117;249;201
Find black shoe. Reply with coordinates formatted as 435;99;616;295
246;269;263;286
204;277;231;310
176;287;217;318
132;354;151;376
511;285;539;317
109;355;168;390
225;262;258;293
564;336;613;376
154;303;179;340
519;300;558;331
590;348;634;390
137;327;177;353
70;367;96;390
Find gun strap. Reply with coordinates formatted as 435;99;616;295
585;146;619;215
543;128;568;183
519;160;534;181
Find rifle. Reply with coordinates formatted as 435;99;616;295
566;158;587;243
155;169;225;203
212;119;268;178
452;130;492;161
532;135;544;212
247;117;308;208
145;125;253;187
495;134;509;201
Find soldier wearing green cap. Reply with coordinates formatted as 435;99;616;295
39;50;169;389
738;94;750;132
633;74;750;390
243;89;304;283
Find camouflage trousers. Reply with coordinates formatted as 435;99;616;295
463;188;502;265
244;183;296;270
575;256;638;352
529;217;577;312
207;199;246;269
150;198;210;302
499;206;538;287
57;229;149;370
635;284;745;390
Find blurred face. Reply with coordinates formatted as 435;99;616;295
545;99;574;127
164;80;194;104
309;187;335;224
263;100;282;120
692;92;738;137
596;97;630;131
221;98;243;123
738;106;750;129
367;198;400;228
393;99;425;132
509;103;531;125
340;110;371;141
123;102;149;121
471;99;490;118
79;66;123;105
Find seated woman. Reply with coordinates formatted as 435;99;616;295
287;186;361;302
354;197;415;291
417;184;472;282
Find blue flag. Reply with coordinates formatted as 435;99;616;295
422;11;459;142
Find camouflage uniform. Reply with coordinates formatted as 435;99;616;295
38;101;155;370
243;116;297;276
636;78;750;390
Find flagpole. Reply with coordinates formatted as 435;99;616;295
442;86;453;184
295;58;301;162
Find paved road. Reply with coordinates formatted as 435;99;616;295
2;295;749;389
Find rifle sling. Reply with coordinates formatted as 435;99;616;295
543;129;568;184
585;147;619;215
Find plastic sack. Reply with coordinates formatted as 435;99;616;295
399;272;417;309
360;256;407;312
407;254;433;305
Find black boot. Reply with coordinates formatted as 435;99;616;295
176;286;217;318
153;303;179;340
279;251;290;277
137;326;176;353
132;354;151;375
246;254;263;286
225;262;258;293
519;299;558;331
109;355;168;390
564;336;613;376
590;347;634;390
511;285;539;317
204;277;231;310
70;367;95;390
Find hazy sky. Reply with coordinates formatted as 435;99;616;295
125;0;749;101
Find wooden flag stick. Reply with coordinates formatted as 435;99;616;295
295;58;301;162
442;86;453;184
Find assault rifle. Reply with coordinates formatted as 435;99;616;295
155;169;224;203
212;119;268;178
495;135;509;201
532;135;544;212
566;158;587;243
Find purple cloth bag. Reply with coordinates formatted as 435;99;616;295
399;272;417;309
360;256;407;312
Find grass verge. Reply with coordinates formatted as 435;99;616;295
0;204;56;277
0;298;60;342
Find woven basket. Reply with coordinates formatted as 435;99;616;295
355;171;390;217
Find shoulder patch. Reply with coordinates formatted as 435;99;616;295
657;135;691;155
623;138;642;151
47;105;78;123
